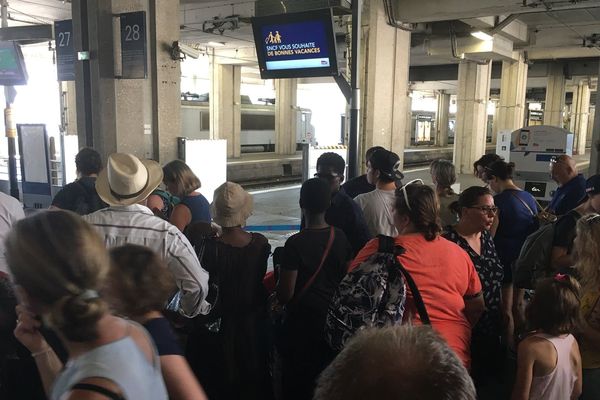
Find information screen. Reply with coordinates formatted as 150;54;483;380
0;42;28;85
252;9;338;79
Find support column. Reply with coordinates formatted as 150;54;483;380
572;80;591;155
436;91;450;147
496;54;527;135
404;94;413;148
150;0;181;162
544;63;566;127
453;60;492;174
275;79;298;155
209;62;241;158
360;0;410;169
73;0;180;163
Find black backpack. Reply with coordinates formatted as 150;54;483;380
325;235;430;352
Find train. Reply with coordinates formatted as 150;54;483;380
181;97;315;153
410;110;493;145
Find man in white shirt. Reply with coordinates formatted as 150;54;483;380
0;191;24;274
83;153;211;318
354;149;402;237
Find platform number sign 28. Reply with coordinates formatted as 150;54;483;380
54;19;75;81
120;11;147;79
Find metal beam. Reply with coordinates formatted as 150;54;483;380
0;24;52;42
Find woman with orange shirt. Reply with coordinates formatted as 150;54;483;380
349;181;485;367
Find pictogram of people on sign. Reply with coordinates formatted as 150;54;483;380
265;31;282;44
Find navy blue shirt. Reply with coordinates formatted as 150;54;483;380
494;189;538;284
301;190;371;255
548;174;586;216
341;174;375;199
180;193;211;224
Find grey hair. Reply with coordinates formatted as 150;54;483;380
314;325;476;400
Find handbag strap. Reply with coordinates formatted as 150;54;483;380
293;226;335;303
510;190;536;216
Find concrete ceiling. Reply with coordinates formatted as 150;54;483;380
4;0;600;81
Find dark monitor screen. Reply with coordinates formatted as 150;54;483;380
252;9;338;79
0;42;28;85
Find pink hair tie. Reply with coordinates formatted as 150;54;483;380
554;273;567;282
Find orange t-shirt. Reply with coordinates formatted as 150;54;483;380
349;234;482;367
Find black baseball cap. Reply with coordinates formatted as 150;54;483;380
369;149;403;181
586;174;600;196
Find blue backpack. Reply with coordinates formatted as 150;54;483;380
325;235;430;352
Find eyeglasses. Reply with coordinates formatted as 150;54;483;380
582;213;600;225
468;205;498;215
397;179;424;211
314;172;340;181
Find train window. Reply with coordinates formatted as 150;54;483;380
241;114;275;130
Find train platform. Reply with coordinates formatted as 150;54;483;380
246;149;592;255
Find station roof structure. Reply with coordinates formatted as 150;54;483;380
4;0;600;91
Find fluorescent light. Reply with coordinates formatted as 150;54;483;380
207;41;226;47
470;31;493;41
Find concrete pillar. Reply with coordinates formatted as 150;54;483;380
275;79;298;155
72;0;180;163
149;0;181;162
496;54;527;135
572;81;591;155
209;62;241;158
360;0;411;169
405;94;413;148
453;60;491;174
588;106;595;149
544;63;566;127
436;91;450;147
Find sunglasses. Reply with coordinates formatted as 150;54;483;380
397;179;424;211
582;213;600;225
314;172;341;181
468;205;498;215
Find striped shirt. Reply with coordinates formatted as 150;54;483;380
83;204;211;317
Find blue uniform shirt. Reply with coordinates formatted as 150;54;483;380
548;174;586;216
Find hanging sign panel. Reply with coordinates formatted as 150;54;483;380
54;19;75;81
120;11;147;79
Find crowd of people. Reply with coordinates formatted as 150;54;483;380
0;145;598;399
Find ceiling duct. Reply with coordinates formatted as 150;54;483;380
254;0;351;17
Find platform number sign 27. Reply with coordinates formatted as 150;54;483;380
54;19;75;81
120;11;147;79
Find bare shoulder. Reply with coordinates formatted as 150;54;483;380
519;334;555;355
127;322;155;364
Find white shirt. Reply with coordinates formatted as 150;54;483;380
354;189;398;237
83;204;211;317
0;192;24;274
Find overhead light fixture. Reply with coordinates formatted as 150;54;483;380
207;41;226;47
471;31;493;41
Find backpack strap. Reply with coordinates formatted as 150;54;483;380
377;235;431;325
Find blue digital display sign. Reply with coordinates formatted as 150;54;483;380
252;9;338;79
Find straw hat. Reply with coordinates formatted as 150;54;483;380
96;153;163;206
211;182;253;227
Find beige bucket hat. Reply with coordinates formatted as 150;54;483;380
211;182;253;227
95;153;163;206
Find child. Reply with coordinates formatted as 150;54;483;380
512;274;583;400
